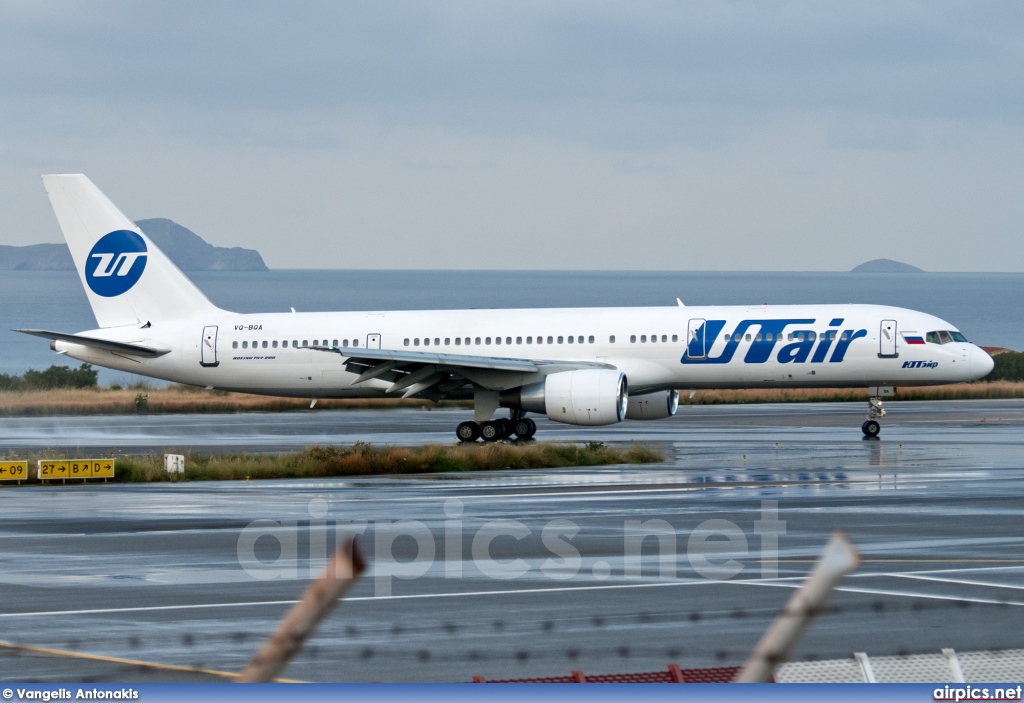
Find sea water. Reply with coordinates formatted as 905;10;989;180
1;270;1020;384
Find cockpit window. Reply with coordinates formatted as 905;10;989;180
926;330;968;344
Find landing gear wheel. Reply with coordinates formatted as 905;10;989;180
480;420;506;442
862;420;881;438
497;418;514;438
513;418;537;440
456;421;481;442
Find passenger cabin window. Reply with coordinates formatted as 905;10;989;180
352;339;358;347
445;338;450;345
495;337;501;345
475;337;481;345
609;335;615;343
242;341;248;349
631;335;637;343
232;341;238;349
262;341;268;349
486;337;492;345
455;338;462;345
547;336;553;344
527;337;533;344
424;338;430;346
506;337;512;344
557;336;564;344
414;338;420;346
567;336;573;344
404;339;410;346
671;334;677;342
302;340;308;347
589;336;595;343
332;339;338;347
272;341;278;348
516;337;522;344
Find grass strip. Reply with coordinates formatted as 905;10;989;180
680;380;1024;405
2;381;1024;417
4;442;663;484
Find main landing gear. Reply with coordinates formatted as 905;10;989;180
861;395;886;438
456;415;537;442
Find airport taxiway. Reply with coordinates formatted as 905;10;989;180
1;400;1023;682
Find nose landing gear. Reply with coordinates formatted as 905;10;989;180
861;395;886;438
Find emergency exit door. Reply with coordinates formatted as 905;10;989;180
686;319;707;359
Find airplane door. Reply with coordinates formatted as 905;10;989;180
366;333;382;350
686;319;707;359
200;325;219;367
879;319;898;358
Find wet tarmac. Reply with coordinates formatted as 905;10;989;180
1;400;1023;682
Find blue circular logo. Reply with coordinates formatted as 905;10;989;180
85;230;149;297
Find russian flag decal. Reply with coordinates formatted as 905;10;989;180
904;335;925;345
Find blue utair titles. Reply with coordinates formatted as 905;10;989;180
682;318;868;365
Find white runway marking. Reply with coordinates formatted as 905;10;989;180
0;578;753;619
887;573;1024;591
722;578;1024;607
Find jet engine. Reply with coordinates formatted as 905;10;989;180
625;390;679;420
500;369;627;426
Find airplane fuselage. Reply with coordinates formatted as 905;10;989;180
54;303;989;398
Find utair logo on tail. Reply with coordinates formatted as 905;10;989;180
85;230;148;297
682;318;869;365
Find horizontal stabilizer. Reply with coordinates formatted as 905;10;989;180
14;329;170;358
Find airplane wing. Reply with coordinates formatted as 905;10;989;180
14;329;171;358
312;345;611;398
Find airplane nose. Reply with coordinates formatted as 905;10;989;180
970;346;995;379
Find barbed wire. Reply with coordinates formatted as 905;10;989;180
0;592;1018;682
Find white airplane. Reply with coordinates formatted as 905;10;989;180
18;175;994;441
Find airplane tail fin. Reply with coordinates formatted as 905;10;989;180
42;174;224;328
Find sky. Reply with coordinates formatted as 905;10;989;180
1;1;1022;271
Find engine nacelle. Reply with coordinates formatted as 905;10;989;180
625;390;679;420
500;369;628;426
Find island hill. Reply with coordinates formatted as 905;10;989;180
0;218;268;271
850;258;924;273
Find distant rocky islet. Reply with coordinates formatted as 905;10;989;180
0;218;268;272
850;258;924;273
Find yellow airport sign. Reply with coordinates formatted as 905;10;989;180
37;459;115;480
0;461;27;481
